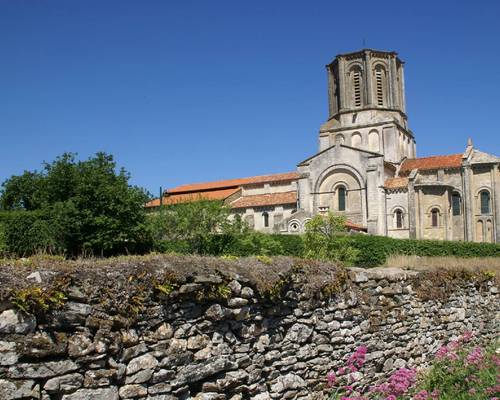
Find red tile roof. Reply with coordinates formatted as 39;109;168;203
400;154;463;174
145;188;240;208
345;220;366;232
230;192;297;209
167;172;300;194
384;177;409;189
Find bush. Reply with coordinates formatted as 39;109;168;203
303;214;360;266
0;211;62;256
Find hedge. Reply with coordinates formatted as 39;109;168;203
153;232;500;267
342;234;500;267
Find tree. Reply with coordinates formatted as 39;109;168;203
0;152;151;257
303;213;360;266
148;199;248;254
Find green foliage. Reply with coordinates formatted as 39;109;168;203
0;211;62;256
415;339;499;400
303;213;360;266
148;200;248;254
341;234;500;267
10;286;67;314
0;152;151;257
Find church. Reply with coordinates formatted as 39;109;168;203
147;49;500;243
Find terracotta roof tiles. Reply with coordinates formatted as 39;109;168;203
145;188;240;208
400;154;463;174
230;192;297;209
384;177;409;189
168;172;300;194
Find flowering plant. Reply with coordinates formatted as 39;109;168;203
326;332;499;400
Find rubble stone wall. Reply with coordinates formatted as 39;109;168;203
0;259;498;400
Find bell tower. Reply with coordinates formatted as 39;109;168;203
319;49;416;163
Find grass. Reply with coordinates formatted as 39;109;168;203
384;254;500;274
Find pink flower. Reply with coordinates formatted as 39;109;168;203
347;345;368;371
466;347;484;366
327;371;336;387
435;345;449;359
461;330;474;343
414;390;430;400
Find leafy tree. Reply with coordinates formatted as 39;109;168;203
148;199;248;254
0;152;151;257
303;213;360;266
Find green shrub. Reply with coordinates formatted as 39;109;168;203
415;335;499;400
0;210;62;256
344;234;500;267
0;220;7;256
303;214;360;266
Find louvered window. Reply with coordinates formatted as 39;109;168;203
353;70;362;107
375;68;384;106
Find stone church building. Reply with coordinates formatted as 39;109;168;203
147;49;500;243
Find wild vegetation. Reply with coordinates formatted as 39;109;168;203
326;332;500;400
2;153;500;269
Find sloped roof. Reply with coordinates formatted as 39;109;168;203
400;154;463;174
469;149;500;164
384;177;409;189
167;172;300;194
145;188;240;208
230;191;297;209
345;220;366;232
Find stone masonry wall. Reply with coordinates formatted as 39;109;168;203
0;256;498;400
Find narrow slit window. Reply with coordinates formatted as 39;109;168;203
395;209;403;228
452;193;461;216
338;187;346;211
431;208;439;227
480;191;491;214
263;212;269;227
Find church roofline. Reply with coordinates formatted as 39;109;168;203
297;143;383;167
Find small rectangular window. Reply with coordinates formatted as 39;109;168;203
452;194;461;216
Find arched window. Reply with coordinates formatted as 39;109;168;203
338;186;346;211
431;208;440;227
351;132;362;148
262;212;269;228
395;209;404;229
452;193;462;216
368;130;380;152
374;65;386;106
350;67;363;108
480;190;491;214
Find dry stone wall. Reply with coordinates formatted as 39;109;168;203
0;257;498;400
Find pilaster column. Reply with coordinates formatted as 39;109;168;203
338;58;346;111
390;57;399;109
463;165;474;241
400;64;407;113
492;165;500;242
364;50;373;106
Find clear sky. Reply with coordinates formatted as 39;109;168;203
1;1;499;196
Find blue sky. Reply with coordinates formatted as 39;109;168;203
1;1;499;196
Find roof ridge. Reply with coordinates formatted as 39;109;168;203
405;153;463;161
167;171;300;194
